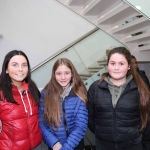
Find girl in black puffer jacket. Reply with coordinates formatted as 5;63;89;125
88;47;150;150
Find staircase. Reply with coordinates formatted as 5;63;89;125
57;0;150;55
57;0;150;84
79;50;109;84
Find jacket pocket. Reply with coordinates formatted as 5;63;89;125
131;135;142;144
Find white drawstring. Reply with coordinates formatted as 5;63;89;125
19;90;32;115
26;91;32;115
19;91;28;113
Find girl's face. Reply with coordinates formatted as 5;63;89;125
55;64;72;89
108;53;130;85
6;55;28;86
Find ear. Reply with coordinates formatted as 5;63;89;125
128;65;130;70
6;70;8;74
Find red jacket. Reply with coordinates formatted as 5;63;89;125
0;82;42;150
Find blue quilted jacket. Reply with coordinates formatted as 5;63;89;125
39;89;88;150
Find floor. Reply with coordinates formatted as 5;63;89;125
41;142;48;150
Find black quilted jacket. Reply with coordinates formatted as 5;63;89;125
88;79;150;142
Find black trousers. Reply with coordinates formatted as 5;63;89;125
96;136;143;150
48;138;84;150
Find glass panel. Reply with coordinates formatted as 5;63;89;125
74;29;124;68
32;47;88;89
84;77;94;90
92;67;108;81
124;0;150;19
32;29;124;90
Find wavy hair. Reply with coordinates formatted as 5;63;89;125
100;47;150;131
44;58;87;128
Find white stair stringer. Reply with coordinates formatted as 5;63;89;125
57;0;150;54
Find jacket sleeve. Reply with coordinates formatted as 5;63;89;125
87;82;96;134
38;90;59;148
60;99;88;150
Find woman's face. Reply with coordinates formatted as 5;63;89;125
6;55;28;86
108;53;130;85
55;64;72;89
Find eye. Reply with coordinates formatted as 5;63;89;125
12;63;18;67
110;62;115;65
22;63;28;67
120;63;124;65
65;72;70;75
56;72;61;75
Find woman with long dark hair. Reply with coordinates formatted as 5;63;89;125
0;50;42;150
88;47;150;150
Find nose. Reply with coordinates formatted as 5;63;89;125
18;65;23;71
114;64;119;70
61;73;65;79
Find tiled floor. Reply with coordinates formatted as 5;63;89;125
41;141;48;150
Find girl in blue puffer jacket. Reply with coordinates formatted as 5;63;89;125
39;58;88;150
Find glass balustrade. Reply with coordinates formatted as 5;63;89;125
31;29;124;90
124;0;150;19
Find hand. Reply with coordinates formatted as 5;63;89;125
53;142;62;150
0;119;2;133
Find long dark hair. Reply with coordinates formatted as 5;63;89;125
44;58;87;128
0;50;40;104
100;47;150;131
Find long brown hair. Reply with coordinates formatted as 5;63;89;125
44;58;87;128
100;47;150;131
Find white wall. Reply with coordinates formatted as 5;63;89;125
0;0;95;68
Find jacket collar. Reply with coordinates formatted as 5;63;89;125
99;78;138;93
12;81;28;94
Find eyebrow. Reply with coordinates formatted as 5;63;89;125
10;62;28;65
109;61;125;63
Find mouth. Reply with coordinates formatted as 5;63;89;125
16;74;24;76
60;81;67;83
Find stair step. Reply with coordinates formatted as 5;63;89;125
137;45;150;51
68;0;92;7
79;74;92;77
112;17;147;34
97;60;107;65
79;74;92;81
88;66;104;70
125;32;150;43
83;0;121;17
106;50;111;56
97;3;138;26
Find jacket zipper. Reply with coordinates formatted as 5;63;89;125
62;97;69;137
9;126;13;150
112;95;123;142
113;109;116;142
